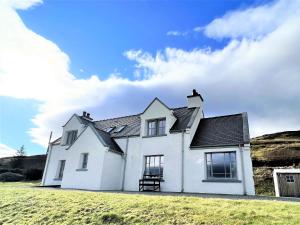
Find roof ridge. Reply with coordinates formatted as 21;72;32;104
94;113;141;122
204;113;243;120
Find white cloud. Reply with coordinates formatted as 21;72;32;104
0;0;42;9
0;0;299;152
204;0;300;39
166;30;188;37
0;143;16;158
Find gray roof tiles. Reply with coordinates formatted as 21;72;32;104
190;113;250;148
53;106;250;149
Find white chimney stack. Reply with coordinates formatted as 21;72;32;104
187;89;204;109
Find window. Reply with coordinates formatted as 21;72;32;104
147;118;166;136
105;127;114;133
81;153;89;169
286;175;295;183
57;160;65;180
206;152;237;179
112;125;126;133
65;130;77;145
144;155;164;179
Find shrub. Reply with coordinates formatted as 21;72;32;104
24;169;43;181
0;168;10;174
0;172;24;182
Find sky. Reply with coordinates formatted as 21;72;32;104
0;0;299;157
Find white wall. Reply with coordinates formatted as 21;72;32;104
101;151;124;190
42;144;68;186
184;146;255;195
61;115;85;145
61;127;106;190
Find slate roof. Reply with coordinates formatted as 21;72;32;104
190;113;250;148
93;127;124;154
94;107;197;138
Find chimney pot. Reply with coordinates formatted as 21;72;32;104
87;113;90;118
83;111;86;117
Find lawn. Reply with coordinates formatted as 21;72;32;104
0;182;299;225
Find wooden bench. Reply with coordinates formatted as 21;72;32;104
139;175;161;192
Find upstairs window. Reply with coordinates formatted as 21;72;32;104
65;130;77;145
206;152;237;179
144;155;164;179
147;118;166;136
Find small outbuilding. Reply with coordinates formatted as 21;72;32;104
273;169;300;197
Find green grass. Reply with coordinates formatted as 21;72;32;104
0;182;299;225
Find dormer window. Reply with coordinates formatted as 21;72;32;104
65;130;77;145
147;118;166;136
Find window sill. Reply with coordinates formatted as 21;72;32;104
76;168;88;171
202;179;241;183
142;134;167;138
53;178;62;181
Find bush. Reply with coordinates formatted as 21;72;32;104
24;169;43;181
0;172;24;182
0;168;10;174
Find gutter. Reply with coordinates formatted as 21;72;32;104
181;131;185;192
121;136;129;191
239;144;247;195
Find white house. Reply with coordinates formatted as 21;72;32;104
41;90;255;195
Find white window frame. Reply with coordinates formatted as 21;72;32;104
65;130;77;145
147;118;166;136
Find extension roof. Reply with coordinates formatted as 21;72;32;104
190;113;250;148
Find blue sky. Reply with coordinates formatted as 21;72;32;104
0;0;299;156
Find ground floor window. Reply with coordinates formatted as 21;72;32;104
81;153;89;169
144;155;164;179
57;160;66;180
206;152;237;179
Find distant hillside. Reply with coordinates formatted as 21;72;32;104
251;130;300;195
251;130;300;167
0;154;46;170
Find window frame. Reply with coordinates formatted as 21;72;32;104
286;175;295;183
144;155;164;180
147;118;166;137
65;130;78;145
57;160;66;180
205;151;237;179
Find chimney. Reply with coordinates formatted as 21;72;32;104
187;89;204;108
82;111;93;121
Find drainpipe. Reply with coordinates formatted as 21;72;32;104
41;131;52;186
239;145;247;195
181;131;185;192
121;136;129;191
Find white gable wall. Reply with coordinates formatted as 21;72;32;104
61;115;85;145
140;99;176;137
61;126;106;190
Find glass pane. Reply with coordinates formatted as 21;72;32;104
158;120;166;135
212;153;225;178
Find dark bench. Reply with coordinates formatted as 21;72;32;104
139;175;161;192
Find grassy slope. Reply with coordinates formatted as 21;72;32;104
0;183;300;225
251;131;300;196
